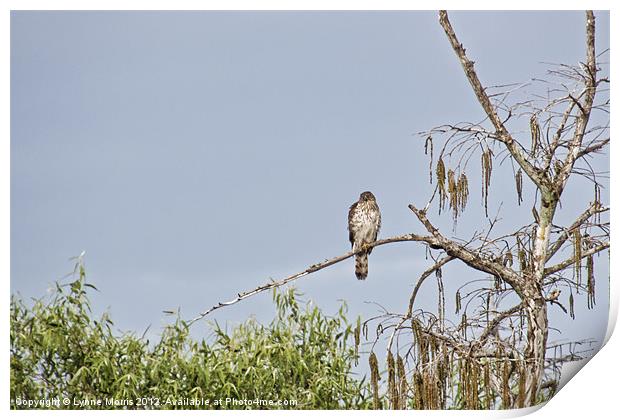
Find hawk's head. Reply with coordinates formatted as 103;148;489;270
360;191;376;202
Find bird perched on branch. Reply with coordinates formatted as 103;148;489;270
348;191;381;280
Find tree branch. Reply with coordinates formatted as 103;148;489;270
407;256;455;317
546;202;609;261
478;303;523;343
544;241;609;276
409;204;525;289
576;137;610;159
553;11;598;195
541;93;582;174
188;233;433;325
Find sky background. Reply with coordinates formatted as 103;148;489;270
11;11;610;358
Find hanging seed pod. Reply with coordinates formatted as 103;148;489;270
448;169;458;220
455;290;462;314
397;355;408;409
470;360;479;409
456;358;464;407
446;351;453;403
430;335;439;360
515;168;523;205
461;313;468;339
569;292;575;319
424;135;432;155
424;370;434;409
436;346;444;392
437;272;446;326
387;351;398;409
481;148;493;217
441;341;449;384
412;318;429;366
573;229;582;287
436;158;446;188
594;184;602;223
587;255;595;309
432;371;440;409
411;318;420;353
483;361;492;409
436;158;447;212
487;292;493;324
457;172;469;213
462;359;471;409
448;169;456;197
528;235;535;268
501;358;511;409
413;371;424;409
425;136;434;184
369;352;381;409
519;308;524;341
518;245;527;273
420;329;429;367
529;114;540;156
468;359;477;409
517;360;526;408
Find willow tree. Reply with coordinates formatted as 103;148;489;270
192;10;609;409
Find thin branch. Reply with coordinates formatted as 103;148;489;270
576;137;610;159
553;11;598;195
386;255;456;352
478;303;523;343
544;241;609;276
546;203;609;261
407;256;455;317
188;233;432;325
541;93;582;173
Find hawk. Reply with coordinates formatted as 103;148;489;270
348;191;381;280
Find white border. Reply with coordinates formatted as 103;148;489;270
3;1;616;419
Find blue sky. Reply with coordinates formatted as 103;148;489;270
11;11;610;354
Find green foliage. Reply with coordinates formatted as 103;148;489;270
10;265;371;409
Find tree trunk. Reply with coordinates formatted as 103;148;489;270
523;290;548;406
522;189;556;405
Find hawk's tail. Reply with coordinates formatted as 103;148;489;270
355;253;369;280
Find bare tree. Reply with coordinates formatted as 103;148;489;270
191;10;609;409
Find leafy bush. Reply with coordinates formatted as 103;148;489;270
10;263;371;409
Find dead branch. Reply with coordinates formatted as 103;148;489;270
553;11;598;196
478;303;524;343
188;233;433;325
544;241;609;276
407;256;455;317
576;137;610;158
546;203;609;261
408;204;524;289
